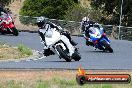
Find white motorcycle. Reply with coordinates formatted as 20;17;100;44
41;27;81;62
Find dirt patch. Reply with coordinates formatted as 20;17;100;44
0;44;32;60
0;45;22;60
7;0;38;31
0;70;74;81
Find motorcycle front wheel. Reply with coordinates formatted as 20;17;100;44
102;40;113;53
12;27;19;36
56;45;72;62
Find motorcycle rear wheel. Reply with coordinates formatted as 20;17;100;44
56;45;71;62
1;31;5;35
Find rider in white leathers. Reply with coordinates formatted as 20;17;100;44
36;16;77;58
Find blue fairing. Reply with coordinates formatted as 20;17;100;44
99;37;110;45
90;35;99;41
89;26;110;49
90;27;104;42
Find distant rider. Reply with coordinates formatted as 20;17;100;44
81;17;104;46
36;16;77;57
0;5;7;15
0;4;7;27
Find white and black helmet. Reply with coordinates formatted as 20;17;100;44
82;17;89;23
36;16;46;27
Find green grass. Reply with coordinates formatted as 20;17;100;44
0;80;23;88
36;80;49;88
17;44;33;56
52;77;76;88
6;80;22;88
0;42;5;46
0;78;131;88
0;42;7;47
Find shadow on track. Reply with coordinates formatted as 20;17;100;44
44;60;80;62
0;33;15;36
86;50;113;53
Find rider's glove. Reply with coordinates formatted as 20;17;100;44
41;40;47;46
88;38;92;42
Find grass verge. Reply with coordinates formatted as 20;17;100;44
17;44;32;56
0;70;131;88
0;42;32;60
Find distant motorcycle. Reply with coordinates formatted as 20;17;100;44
41;28;81;62
0;12;19;36
84;26;113;53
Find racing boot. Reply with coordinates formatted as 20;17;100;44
86;39;94;47
71;52;77;59
43;48;55;56
70;40;78;46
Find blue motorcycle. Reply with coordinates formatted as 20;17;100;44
85;26;113;53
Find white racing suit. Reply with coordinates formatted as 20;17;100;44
38;23;75;57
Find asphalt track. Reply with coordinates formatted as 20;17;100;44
0;32;132;70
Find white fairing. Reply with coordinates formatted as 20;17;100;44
60;35;75;56
45;28;60;46
89;27;101;38
40;26;75;56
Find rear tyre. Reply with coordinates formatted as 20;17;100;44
0;28;5;35
1;31;5;35
56;45;71;62
12;27;19;36
102;41;113;53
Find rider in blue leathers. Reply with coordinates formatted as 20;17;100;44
81;17;104;46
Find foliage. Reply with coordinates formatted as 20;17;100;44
64;4;103;22
19;16;36;25
20;0;76;19
91;0;132;26
0;0;11;6
17;44;32;56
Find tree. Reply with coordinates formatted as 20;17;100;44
0;0;11;6
64;5;102;22
91;0;132;26
20;0;76;19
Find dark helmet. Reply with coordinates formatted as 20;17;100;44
36;16;46;28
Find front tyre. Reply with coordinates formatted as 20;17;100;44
12;27;19;36
56;45;71;62
102;41;113;53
